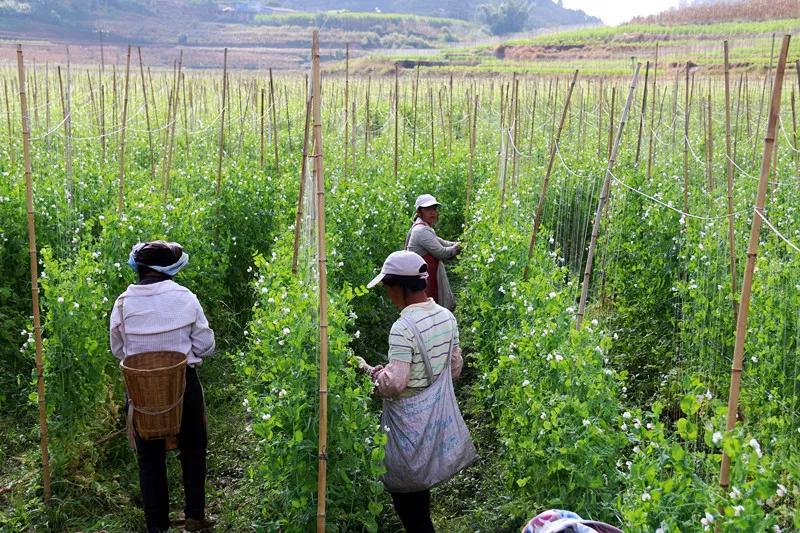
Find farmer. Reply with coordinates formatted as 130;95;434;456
405;194;461;310
358;251;475;532
110;241;215;533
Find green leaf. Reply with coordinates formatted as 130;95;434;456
670;443;686;462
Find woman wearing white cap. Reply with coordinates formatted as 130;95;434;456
359;251;476;532
404;194;461;311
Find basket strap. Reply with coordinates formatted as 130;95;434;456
117;296;128;358
131;391;186;416
130;370;187;416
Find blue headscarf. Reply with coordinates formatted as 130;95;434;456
128;241;189;277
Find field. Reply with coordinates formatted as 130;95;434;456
1;26;800;533
362;18;800;76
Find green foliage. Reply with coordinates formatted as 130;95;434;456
241;234;385;531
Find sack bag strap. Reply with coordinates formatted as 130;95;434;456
400;313;455;386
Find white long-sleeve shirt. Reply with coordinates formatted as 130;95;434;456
109;280;215;367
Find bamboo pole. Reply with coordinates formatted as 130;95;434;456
182;72;190;160
292;96;313;276
215;48;228;195
311;30;330;533
270;68;280;176
791;88;798;176
683;62;690;214
576;64;641;330
412;64;419;156
719;34;790;489
364;76;371;156
429;85;435;169
635;60;650;165
117;45;131;214
647;43;659;180
705;91;713;193
3;79;14;167
723;41;738;324
524;69;579;280
17;43;51;504
607;86;616;160
162;51;182;203
351;99;356;169
137;48;155;179
343;44;349;176
511;76;521;187
260;87;265;167
394;64;399;180
466;93;478;213
284;84;292;152
56;66;73;207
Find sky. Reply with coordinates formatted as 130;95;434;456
561;0;681;26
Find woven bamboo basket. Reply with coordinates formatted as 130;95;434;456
121;351;187;440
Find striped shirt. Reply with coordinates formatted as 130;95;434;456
388;298;459;395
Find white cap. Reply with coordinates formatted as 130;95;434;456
367;251;429;289
414;194;440;210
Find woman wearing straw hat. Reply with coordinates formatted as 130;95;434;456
110;241;215;533
357;251;476;532
405;194;461;310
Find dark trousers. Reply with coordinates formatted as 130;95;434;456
135;367;207;532
390;490;435;533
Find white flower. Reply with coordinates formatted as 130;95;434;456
383;425;391;433
261;413;271;421
748;438;762;458
623;411;632;419
704;511;715;524
655;528;665;533
729;486;741;500
712;431;723;445
260;287;269;294
498;286;506;294
591;319;599;327
522;379;530;387
554;353;563;362
773;525;782;533
57;296;64;303
621;423;628;431
278;389;287;398
282;327;291;335
641;492;651;501
582;419;591;427
548;291;557;299
354;330;361;339
267;297;275;304
245;424;252;432
733;505;744;516
242;398;249;407
540;412;547;420
751;355;759;363
776;484;787;498
73;302;79;309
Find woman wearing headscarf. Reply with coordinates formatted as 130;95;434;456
110;241;215;533
404;194;461;310
357;251;475;532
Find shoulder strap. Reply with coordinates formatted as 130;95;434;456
117;297;128;358
404;220;428;250
400;313;456;386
